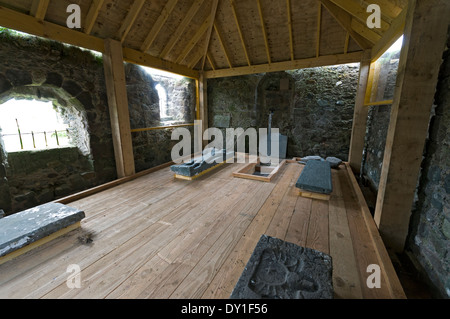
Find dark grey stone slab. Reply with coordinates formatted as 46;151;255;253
326;157;343;169
231;235;333;299
296;160;333;194
171;149;234;177
0;203;85;257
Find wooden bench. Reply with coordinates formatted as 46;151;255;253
0;203;85;265
296;160;333;201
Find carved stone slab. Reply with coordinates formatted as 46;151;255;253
230;235;333;299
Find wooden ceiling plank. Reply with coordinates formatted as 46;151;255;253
230;0;251;66
287;0;294;61
175;16;211;65
201;0;219;70
0;5;199;79
319;0;373;50
84;0;105;34
117;0;146;43
344;31;350;54
256;0;271;64
316;2;322;57
204;51;363;78
30;0;49;21
140;0;179;53
160;0;205;60
213;22;233;69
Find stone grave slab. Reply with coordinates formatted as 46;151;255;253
231;235;333;299
0;203;85;258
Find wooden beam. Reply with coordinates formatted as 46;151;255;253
350;19;381;45
160;0;204;60
213;22;233;69
348;50;372;174
30;0;49;20
140;0;178;53
122;47;199;79
320;0;373;50
84;0;105;34
201;0;220;70
204;51;363;78
344;31;350;54
316;3;322;57
287;0;294;61
103;39;135;179
198;73;208;148
207;53;216;70
175;16;211;65
230;0;251;66
116;0;146;43
257;0;271;64
329;0;390;34
374;0;450;252
371;6;407;61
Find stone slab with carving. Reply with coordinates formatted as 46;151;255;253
230;235;333;299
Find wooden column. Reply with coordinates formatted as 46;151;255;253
103;39;135;178
348;50;371;174
198;73;209;149
374;0;450;252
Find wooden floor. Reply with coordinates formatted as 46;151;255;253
0;161;405;299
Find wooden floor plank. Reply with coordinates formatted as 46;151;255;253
328;168;363;299
0;162;403;299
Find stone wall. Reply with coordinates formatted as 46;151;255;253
208;64;360;160
0;30;192;214
406;33;450;298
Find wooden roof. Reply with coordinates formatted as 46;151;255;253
0;0;408;78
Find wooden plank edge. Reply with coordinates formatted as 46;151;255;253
0;222;81;266
344;162;406;299
298;190;331;201
174;161;227;181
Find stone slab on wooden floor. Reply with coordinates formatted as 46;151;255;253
296;160;333;194
0;203;85;257
231;235;333;299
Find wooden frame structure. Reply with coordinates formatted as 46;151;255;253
0;0;448;263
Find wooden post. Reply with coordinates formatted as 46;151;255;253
103;39;135;178
348;50;371;174
198;72;208;149
374;0;450;252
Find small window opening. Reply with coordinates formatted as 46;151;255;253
156;83;169;121
0;99;72;153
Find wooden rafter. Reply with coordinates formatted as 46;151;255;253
351;19;381;44
319;0;373;50
201;0;219;70
175;16;211;65
362;0;404;20
207;53;216;70
160;0;204;60
329;0;390;35
204;51;363;78
140;0;178;53
316;3;322;58
0;6;199;79
286;0;294;61
213;22;233;69
344;32;350;54
371;6;407;61
230;0;251;66
84;0;105;34
256;0;271;64
188;50;204;69
116;0;146;43
30;0;49;21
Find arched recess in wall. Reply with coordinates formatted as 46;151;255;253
0;84;92;159
255;71;295;135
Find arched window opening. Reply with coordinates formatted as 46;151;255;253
0;99;72;153
155;83;169;121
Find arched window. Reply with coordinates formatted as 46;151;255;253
155;83;169;120
0;99;71;153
